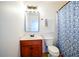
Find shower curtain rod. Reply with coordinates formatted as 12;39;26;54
57;1;70;12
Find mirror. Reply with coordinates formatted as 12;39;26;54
24;11;40;32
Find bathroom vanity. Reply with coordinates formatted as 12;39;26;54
20;40;42;57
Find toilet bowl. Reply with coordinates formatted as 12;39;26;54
48;46;59;57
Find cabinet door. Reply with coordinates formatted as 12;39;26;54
32;45;42;57
21;46;32;57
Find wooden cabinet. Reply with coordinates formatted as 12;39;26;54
20;40;42;57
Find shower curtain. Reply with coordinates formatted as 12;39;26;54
57;1;79;57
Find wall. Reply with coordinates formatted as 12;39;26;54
0;1;67;57
0;2;24;57
24;1;67;45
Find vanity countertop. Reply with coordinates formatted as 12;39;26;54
20;34;43;40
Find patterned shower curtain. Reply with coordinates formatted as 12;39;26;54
57;1;79;57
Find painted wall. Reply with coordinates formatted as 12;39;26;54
0;1;67;57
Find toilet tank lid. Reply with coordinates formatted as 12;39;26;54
44;36;54;39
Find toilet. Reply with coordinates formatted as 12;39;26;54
44;35;60;57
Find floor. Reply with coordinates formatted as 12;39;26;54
42;52;49;57
42;52;64;57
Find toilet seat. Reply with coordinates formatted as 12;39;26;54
48;46;60;57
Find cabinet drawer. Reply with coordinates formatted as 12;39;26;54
20;40;32;46
20;40;42;46
32;40;42;45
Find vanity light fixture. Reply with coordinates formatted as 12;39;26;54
27;5;37;9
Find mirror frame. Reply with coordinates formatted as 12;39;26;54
24;11;40;32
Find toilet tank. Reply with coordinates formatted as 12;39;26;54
45;38;54;46
43;33;54;46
